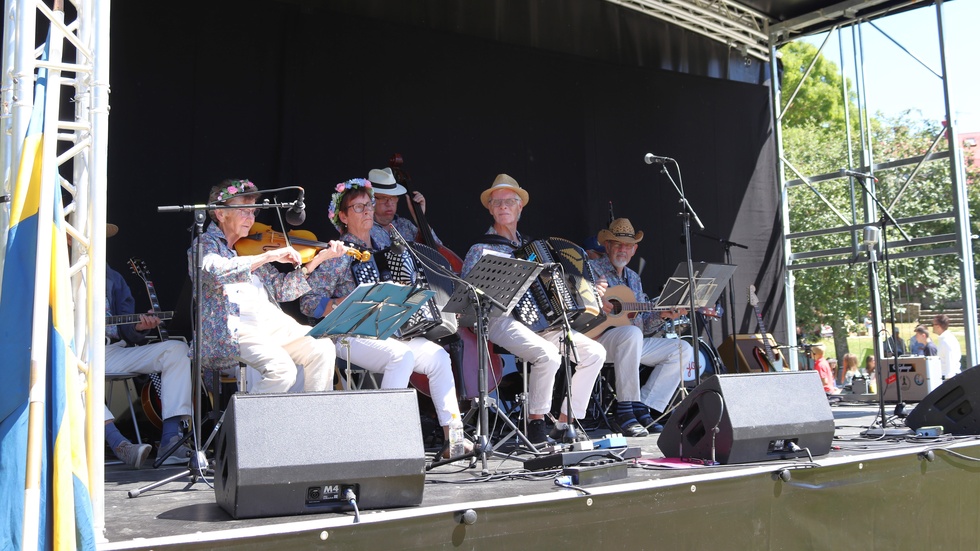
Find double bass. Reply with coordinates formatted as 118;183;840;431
388;153;464;274
386;154;502;399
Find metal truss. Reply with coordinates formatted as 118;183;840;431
1;0;111;538
769;0;977;369
607;0;771;61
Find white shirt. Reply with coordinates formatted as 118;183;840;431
936;330;962;379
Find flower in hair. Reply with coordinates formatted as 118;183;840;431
328;178;374;232
216;179;258;203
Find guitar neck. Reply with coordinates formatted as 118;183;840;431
106;311;174;326
752;305;775;360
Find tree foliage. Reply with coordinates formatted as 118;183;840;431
778;40;978;358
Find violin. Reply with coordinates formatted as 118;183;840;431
234;222;370;264
388;153;464;274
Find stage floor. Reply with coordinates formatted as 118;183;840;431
98;398;970;549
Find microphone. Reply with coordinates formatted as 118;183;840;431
840;169;878;182
644;153;671;164
285;188;306;225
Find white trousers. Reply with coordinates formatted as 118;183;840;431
594;325;644;402
236;312;334;394
487;316;605;419
639;336;694;413
337;336;460;427
104;340;193;422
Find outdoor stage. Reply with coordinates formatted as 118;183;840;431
98;400;980;550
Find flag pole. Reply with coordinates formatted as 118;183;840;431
22;4;65;549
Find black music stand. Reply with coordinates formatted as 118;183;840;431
307;282;434;385
656;262;736;387
430;254;542;473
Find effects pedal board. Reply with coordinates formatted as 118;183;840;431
523;445;641;471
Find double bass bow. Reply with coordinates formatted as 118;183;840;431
387;153;464;274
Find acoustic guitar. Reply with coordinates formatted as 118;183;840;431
127;258;168;430
747;285;783;372
584;285;717;339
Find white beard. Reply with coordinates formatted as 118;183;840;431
610;256;629;270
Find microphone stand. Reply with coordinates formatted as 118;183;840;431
848;174;911;429
130;198;297;497
694;231;747;373
659;160;706;386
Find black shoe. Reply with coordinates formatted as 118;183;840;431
527;419;555;445
613;414;649;437
635;406;666;429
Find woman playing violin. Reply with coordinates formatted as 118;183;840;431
299;178;469;458
190;179;344;394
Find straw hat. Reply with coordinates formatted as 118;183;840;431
598;218;644;244
368;167;407;196
106;223;118;238
480;174;530;209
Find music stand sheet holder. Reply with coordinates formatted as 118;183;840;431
444;254;542;321
656;262;736;310
434;254;544;472
307;282;434;341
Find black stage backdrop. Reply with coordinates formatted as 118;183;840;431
103;0;785;346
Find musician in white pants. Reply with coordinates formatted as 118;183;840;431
461;175;606;445
104;261;194;467
589;218;694;436
301;179;464;457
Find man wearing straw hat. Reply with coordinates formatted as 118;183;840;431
461;174;606;445
589;218;694;433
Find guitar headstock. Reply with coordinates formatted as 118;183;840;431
748;284;759;307
128;257;150;283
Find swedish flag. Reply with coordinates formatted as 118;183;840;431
0;42;95;550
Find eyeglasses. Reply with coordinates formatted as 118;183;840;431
375;195;399;205
488;197;521;209
233;208;257;218
347;202;376;214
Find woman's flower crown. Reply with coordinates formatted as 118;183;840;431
328;178;373;232
216;179;258;203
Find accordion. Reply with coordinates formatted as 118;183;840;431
349;243;456;340
511;237;602;333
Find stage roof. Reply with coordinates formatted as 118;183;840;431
602;0;936;61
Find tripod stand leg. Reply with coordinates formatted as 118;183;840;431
128;407;227;498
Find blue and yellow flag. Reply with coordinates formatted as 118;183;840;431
0;41;95;550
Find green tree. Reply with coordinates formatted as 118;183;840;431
779;39;975;360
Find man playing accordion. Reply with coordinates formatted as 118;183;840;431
461;174;606;445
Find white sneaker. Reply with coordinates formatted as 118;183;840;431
113;441;151;469
158;436;192;466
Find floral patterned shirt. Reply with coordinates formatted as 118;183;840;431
300;231;391;319
189;222;313;370
589;254;661;335
461;226;525;278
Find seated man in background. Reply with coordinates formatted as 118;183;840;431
588;218;692;435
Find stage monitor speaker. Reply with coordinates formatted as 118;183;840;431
658;371;835;464
214;389;425;519
906;364;980;435
717;333;780;373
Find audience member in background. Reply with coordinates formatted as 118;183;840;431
839;353;861;386
912;324;938;356
883;328;907;357
932;314;962;380
827;358;838;386
864;356;878;394
812;344;839;395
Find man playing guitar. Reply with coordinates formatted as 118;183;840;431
103;224;194;468
588;218;694;435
